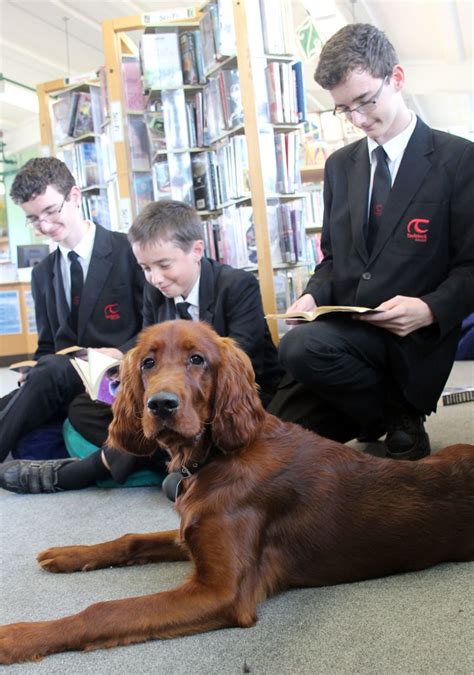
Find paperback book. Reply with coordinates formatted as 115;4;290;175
69;349;121;403
266;306;380;322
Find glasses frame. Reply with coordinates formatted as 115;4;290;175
333;76;389;118
25;194;68;230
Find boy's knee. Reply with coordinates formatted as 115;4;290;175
29;354;74;383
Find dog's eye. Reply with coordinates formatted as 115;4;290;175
141;357;155;370
188;354;205;366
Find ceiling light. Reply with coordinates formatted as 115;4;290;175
0;75;39;114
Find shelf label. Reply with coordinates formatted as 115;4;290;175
143;7;197;26
110;101;124;142
119;198;133;231
65;71;98;85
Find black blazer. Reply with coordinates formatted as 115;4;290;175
141;257;282;402
32;224;144;358
305;117;474;411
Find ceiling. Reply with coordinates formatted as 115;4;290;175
1;0;473;152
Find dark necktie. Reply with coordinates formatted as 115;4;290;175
68;250;83;334
366;145;391;255
175;301;193;321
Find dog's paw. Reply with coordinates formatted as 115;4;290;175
37;545;100;573
0;622;47;664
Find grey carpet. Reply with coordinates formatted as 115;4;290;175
1;362;473;674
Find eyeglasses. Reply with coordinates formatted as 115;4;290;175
333;77;388;118
25;195;67;230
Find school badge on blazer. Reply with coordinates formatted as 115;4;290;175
406;218;430;243
104;303;121;320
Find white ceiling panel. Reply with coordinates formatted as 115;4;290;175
0;0;472;149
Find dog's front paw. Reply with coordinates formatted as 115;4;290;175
0;622;48;664
37;544;100;573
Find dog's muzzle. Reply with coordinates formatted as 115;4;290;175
147;391;180;419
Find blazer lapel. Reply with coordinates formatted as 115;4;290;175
198;258;215;324
347;139;371;262
77;225;113;340
370;118;434;260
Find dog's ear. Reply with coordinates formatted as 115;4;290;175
107;346;157;456
211;337;265;452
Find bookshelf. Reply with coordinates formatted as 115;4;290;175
36;76;118;230
99;1;312;342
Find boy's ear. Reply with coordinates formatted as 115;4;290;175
391;64;405;91
192;239;205;259
69;185;82;206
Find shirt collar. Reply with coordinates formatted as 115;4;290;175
59;220;96;261
174;272;200;309
367;111;417;163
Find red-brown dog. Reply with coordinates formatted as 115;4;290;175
0;320;472;663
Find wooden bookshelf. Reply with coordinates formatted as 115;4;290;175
99;2;310;342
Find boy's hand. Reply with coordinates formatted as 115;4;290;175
358;296;435;336
285;294;316;324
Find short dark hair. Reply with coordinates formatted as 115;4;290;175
314;23;399;89
128;200;204;252
10;157;76;204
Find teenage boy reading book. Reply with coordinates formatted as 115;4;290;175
0;157;144;464
268;23;474;460
0;200;282;494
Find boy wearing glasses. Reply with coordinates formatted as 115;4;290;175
0;157;144;463
269;23;474;459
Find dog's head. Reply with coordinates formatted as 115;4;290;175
107;321;266;467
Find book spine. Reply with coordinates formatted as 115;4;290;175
442;390;474;406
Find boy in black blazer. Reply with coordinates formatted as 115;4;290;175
268;24;474;459
1;200;282;493
0;158;144;462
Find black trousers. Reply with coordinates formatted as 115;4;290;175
0;355;84;462
268;316;391;442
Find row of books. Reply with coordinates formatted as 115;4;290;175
141;123;303;219
82;191;112;230
302;185;324;229
61;142;100;189
200;200;307;270
259;0;295;56
51;86;103;144
266;61;305;125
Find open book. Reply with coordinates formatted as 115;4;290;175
265;305;380;322
70;349;121;403
9;346;86;374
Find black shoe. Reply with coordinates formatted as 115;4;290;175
161;471;182;502
385;411;430;460
0;458;79;494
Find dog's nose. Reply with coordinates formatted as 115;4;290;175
147;391;180;419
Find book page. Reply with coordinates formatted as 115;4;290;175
71;349;121;400
266;305;380;322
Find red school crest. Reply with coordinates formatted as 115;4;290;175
104;303;120;320
406;218;429;243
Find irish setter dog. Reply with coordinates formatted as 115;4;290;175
0;320;473;663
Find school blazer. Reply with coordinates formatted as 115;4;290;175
305;117;474;411
32;224;144;358
141;257;282;402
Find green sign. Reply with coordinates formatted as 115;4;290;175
296;17;324;60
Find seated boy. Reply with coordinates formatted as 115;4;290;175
0;157;144;464
1;200;282;494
